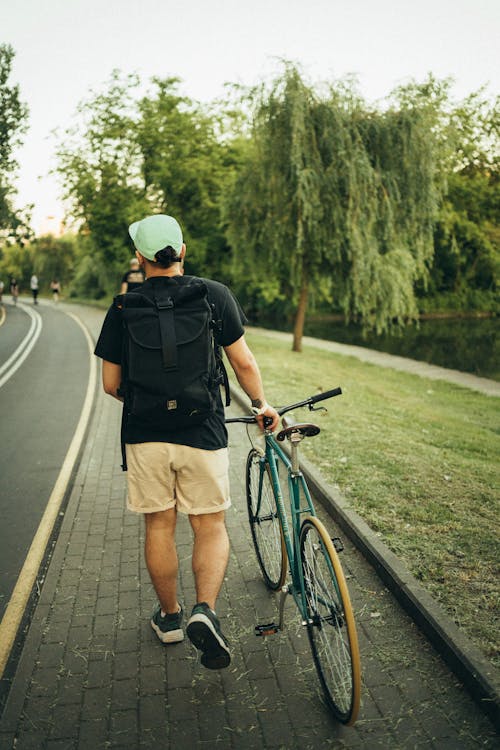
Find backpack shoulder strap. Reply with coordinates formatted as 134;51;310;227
207;297;231;408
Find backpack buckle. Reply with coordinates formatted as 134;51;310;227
157;297;174;310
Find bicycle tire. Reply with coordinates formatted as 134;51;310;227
246;449;287;590
299;516;361;725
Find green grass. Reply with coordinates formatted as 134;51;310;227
241;331;500;667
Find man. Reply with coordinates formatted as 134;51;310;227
95;214;279;670
120;257;146;293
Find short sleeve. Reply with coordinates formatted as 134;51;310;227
218;287;247;347
94;304;123;364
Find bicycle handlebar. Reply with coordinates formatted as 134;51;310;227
225;386;342;425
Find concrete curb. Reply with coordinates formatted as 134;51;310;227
230;385;500;730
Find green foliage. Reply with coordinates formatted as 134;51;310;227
135;78;229;271
31;234;77;291
225;66;447;341
422;90;499;306
0;241;32;289
53;65;498;326
56;71;150;295
55;74;236;297
0;233;81;295
0;44;31;244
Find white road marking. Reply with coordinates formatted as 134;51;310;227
0;311;97;678
0;303;43;388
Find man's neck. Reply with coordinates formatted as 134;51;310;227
144;264;182;279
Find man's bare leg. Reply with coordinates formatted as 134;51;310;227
189;510;229;611
144;507;179;614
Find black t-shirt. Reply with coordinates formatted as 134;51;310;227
121;268;146;291
94;275;246;449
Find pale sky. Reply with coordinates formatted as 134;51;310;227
2;0;499;235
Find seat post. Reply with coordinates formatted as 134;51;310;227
289;432;303;475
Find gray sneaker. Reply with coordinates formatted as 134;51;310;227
186;602;230;669
151;605;184;644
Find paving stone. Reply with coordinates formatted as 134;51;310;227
108;710;138;747
111;679;138;712
49;702;81;739
82;686;111;721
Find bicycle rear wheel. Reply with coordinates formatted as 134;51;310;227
299;516;361;725
246;449;287;590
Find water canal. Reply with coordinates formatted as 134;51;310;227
255;315;499;381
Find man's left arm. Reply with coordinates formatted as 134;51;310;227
102;361;123;401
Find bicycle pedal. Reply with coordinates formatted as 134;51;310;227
255;622;280;637
332;537;344;553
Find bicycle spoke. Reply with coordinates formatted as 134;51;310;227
300;517;360;724
246;449;286;590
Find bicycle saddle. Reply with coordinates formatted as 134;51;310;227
276;417;321;442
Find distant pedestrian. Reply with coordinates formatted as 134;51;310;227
50;279;61;303
120;257;145;294
30;274;39;304
0;279;4;304
10;277;19;305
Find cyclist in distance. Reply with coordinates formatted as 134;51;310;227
95;213;279;670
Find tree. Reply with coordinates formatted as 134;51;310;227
56;73;233;296
134;78;232;276
31;234;77;291
56;71;149;296
0;44;31;245
224;66;447;350
421;88;499;308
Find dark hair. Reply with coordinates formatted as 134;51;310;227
153;245;182;268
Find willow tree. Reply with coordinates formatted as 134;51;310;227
225;67;330;351
225;66;446;350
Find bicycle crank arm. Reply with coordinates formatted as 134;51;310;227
255;584;291;636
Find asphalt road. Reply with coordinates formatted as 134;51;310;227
0;300;90;621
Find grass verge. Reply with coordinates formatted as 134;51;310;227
241;330;500;668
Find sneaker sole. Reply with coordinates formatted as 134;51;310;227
150;619;184;644
186;614;230;669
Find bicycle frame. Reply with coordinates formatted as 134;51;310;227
257;430;316;621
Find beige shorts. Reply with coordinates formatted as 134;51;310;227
125;442;231;515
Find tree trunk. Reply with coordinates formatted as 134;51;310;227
292;268;309;352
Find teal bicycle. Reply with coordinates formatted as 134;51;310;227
226;387;361;725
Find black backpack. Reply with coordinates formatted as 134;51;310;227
115;276;230;434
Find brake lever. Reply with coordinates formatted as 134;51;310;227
308;404;327;414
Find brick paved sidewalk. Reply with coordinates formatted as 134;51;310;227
0;305;497;749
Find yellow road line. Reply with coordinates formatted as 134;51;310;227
0;305;5;327
0;312;97;678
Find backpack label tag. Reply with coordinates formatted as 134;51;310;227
166;400;177;410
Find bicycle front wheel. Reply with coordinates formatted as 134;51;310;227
246;449;287;590
299;516;361;725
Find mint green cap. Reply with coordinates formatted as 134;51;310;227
128;214;183;261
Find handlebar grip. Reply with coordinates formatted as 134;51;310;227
310;387;342;404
